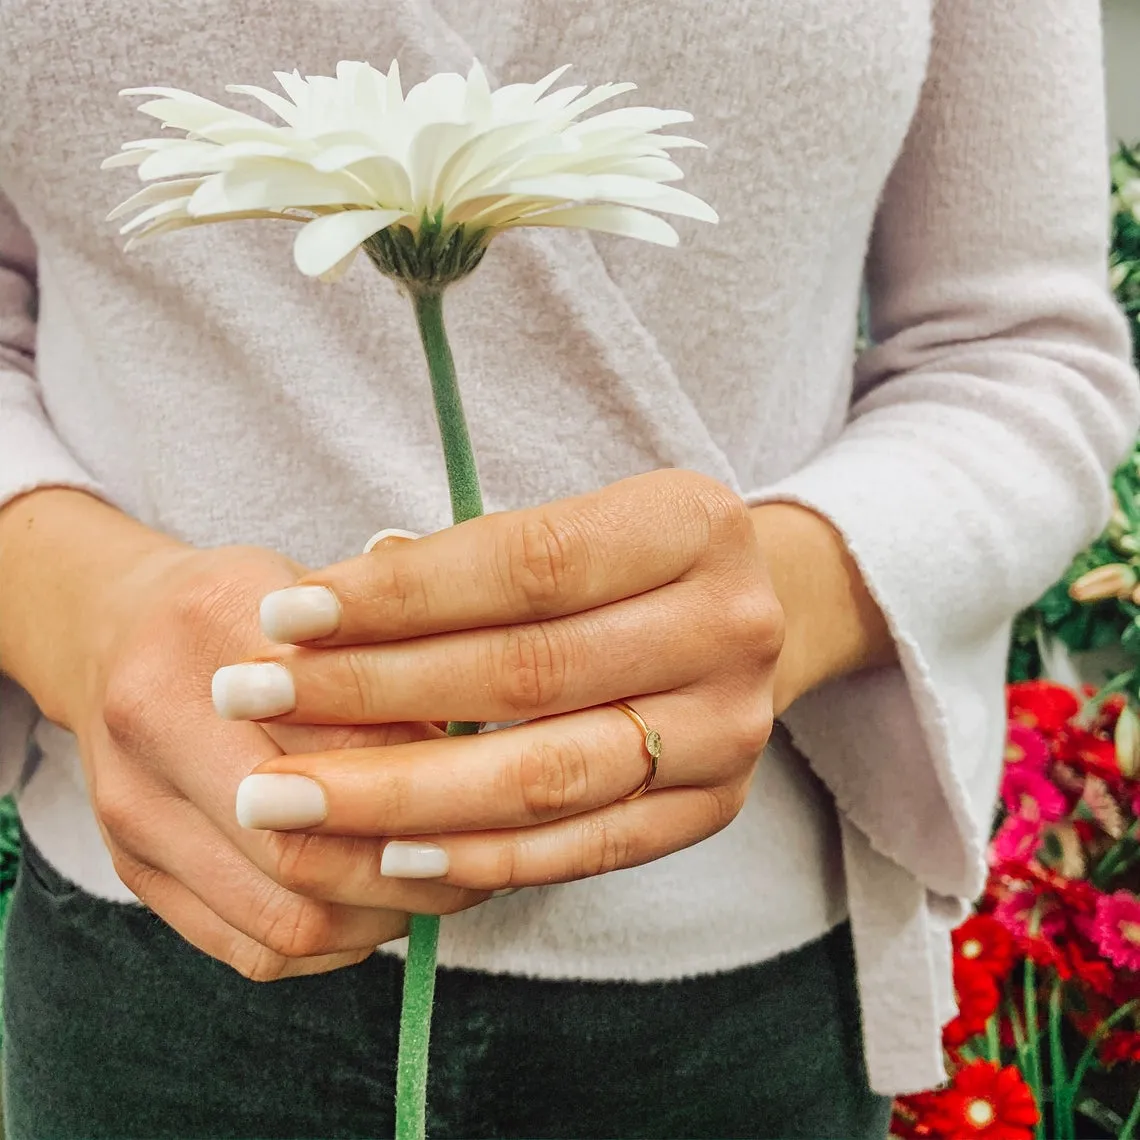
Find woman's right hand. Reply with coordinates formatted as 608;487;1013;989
0;490;485;980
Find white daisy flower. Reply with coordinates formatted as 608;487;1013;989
104;59;717;285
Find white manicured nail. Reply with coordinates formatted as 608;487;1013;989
260;586;341;643
212;662;296;720
363;528;421;554
380;841;450;879
236;774;327;830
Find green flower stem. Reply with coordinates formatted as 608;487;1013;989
394;287;484;1140
986;1014;1001;1065
1066;998;1140;1116
1024;921;1046;1140
1120;1087;1140;1140
395;914;440;1140
412;289;484;526
1048;976;1071;1140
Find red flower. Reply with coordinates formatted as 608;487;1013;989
1094;693;1129;732
1007;682;1080;737
989;817;1043;868
1094;891;1140;972
1000;766;1067;822
944;962;1001;1048
1003;723;1051;772
1101;1030;1140;1067
1066;940;1117;998
1056;726;1120;783
954;916;1017;983
923;1062;1040;1139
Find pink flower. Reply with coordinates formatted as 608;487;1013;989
1001;766;1068;822
990;816;1043;868
993;887;1065;941
1004;723;1051;772
1094;891;1140;972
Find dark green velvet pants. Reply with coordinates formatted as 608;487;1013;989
4;836;891;1139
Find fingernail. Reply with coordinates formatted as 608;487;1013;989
380;841;450;879
212;662;296;720
236;774;327;830
363;528;421;554
260;585;341;643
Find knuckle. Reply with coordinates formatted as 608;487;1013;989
707;782;749;830
702;483;752;536
252;895;336;959
91;776;146;845
495;624;570;714
110;850;159;903
725;588;785;665
486;842;524;891
729;704;774;760
514;734;592;822
501;514;581;616
169;573;249;653
676;473;751;544
341;650;384;718
101;659;163;751
230;944;292;983
265;833;327;897
577;816;631;879
378;555;434;627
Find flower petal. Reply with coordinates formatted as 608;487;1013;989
559;82;638;121
118;196;193;234
136;142;230;180
107;178;204;221
570;106;694;134
464;60;493;123
226;83;301;125
505;173;717;222
186;160;365;216
292;209;407;276
504;204;679;246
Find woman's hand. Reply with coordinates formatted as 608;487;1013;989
216;470;785;891
0;490;490;981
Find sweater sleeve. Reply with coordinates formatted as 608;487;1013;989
746;0;1140;903
0;189;108;796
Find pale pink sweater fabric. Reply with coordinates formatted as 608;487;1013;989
0;0;1137;1094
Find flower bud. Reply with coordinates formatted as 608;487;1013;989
1116;705;1140;779
1069;563;1138;603
1110;262;1130;292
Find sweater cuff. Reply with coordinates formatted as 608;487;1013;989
747;452;1007;903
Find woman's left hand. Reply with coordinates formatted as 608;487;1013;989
213;469;784;892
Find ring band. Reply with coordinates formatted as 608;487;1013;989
608;700;661;800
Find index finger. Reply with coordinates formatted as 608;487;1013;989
259;470;734;646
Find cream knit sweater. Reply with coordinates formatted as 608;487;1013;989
1;0;1136;1095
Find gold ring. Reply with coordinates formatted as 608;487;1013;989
608;700;661;800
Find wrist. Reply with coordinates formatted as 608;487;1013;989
748;501;895;714
0;488;187;728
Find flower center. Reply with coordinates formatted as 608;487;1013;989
965;1098;996;1128
363;219;490;291
1005;743;1025;763
961;939;983;959
1121;921;1140;945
